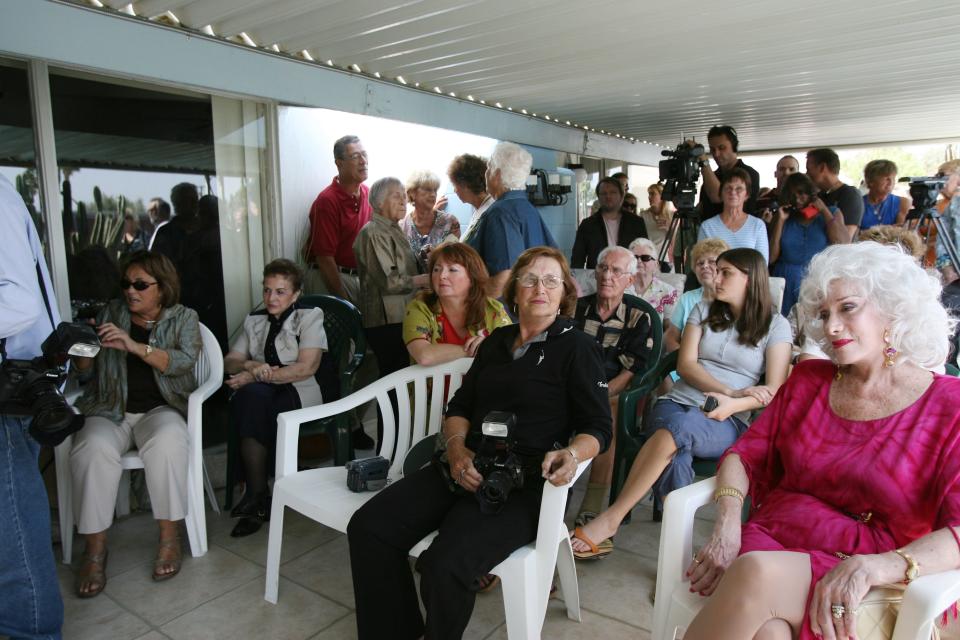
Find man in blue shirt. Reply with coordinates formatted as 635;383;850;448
0;174;65;639
465;142;557;297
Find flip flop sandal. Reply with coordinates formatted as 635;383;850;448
470;573;501;593
574;510;598;528
571;526;614;561
76;550;108;598
152;536;182;582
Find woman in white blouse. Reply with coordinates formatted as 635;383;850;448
223;259;327;537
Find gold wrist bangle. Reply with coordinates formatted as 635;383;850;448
566;447;580;466
892;548;919;583
713;486;745;504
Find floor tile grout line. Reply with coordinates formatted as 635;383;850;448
305;608;355;638
155;573;272;633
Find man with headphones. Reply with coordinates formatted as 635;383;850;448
571;176;649;269
697;125;762;219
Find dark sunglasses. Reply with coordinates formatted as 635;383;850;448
120;279;158;291
633;254;657;263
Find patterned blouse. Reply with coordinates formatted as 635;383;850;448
629;277;679;324
400;211;461;270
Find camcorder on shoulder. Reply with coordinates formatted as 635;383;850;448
0;322;100;446
472;411;525;515
659;142;705;212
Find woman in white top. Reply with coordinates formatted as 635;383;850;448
224;259;327;537
638;183;676;255
697;168;769;263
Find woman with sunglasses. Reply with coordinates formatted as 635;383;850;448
571;248;792;559
629;237;679;325
347;247;612;640
70;250;201;597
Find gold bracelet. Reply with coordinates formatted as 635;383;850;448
566;447;580;466
713;486;745;504
444;433;465;448
892;548;919;583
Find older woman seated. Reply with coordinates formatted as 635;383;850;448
664;238;729;352
571;248;792;559
71;251;200;597
684;242;960;640
400;170;460;271
698;168;770;262
223;259;325;537
347;247;612;640
571;245;655;527
629;237;679;325
403;242;511;366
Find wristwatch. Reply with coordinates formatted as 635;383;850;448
143;344;154;358
893;548;919;583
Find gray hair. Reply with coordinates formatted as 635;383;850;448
369;176;403;212
628;237;657;257
488;141;533;190
333;135;361;160
797;242;955;369
597;245;638;275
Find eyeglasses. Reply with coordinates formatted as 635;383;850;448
633;254;658;263
517;274;563;289
120;279;158;291
345;151;368;162
596;264;630;278
621;203;637;210
694;258;717;269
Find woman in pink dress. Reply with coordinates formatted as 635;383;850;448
684;242;960;640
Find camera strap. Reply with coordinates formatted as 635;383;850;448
0;261;56;365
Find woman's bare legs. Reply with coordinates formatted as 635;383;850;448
684;551;811;640
576;396;620;517
570;429;677;551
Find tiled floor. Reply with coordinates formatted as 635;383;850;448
54;449;714;640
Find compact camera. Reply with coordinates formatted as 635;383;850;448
0;322;100;446
473;411;525;515
345;455;390;492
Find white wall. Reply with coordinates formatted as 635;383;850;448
278;107;499;261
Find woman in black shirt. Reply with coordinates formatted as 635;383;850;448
347;246;612;640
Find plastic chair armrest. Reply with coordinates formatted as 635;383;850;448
893;569;960;640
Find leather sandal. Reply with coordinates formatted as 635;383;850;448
570;526;614;561
152;536;182;582
76;550;108;598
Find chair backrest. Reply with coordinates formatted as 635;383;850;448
659;272;687;293
299;295;365;401
769;276;786;315
622;293;665;393
195;323;223;390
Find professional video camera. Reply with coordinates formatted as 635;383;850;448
0;322;100;445
904;176;947;212
901;175;958;273
472;411;524;515
659;142;705;211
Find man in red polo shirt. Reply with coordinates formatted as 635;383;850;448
306;135;372;303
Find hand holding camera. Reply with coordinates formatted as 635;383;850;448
447;436;482;493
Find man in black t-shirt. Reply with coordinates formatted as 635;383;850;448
806;147;863;240
697;125;761;218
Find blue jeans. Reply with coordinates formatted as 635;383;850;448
0;414;64;640
647;399;747;511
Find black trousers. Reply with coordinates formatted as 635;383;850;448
347;464;542;640
364;323;409;451
229;381;301;479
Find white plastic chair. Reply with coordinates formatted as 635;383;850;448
264;358;587;639
55;323;223;563
651;477;960;640
769;276;786;314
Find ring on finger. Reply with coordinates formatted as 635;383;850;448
831;603;845;619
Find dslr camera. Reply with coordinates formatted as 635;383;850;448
0;322;100;446
345;455;389;492
659;142;706;211
473;411;525;515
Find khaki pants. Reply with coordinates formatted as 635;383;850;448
70;406;188;534
303;267;360;305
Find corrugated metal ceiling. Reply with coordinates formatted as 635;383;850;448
85;0;960;151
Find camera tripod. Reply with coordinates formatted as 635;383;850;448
905;205;960;272
657;207;700;274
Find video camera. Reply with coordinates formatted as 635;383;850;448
0;322;100;446
901;176;947;213
659;142;705;211
472;411;525;515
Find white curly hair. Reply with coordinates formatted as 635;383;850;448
797;242;955;369
487;142;533;191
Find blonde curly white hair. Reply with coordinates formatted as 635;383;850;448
797;242;954;369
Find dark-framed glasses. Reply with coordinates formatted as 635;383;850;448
633;254;657;263
120;279;158;291
517;274;563;289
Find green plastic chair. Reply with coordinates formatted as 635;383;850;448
224;295;365;510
